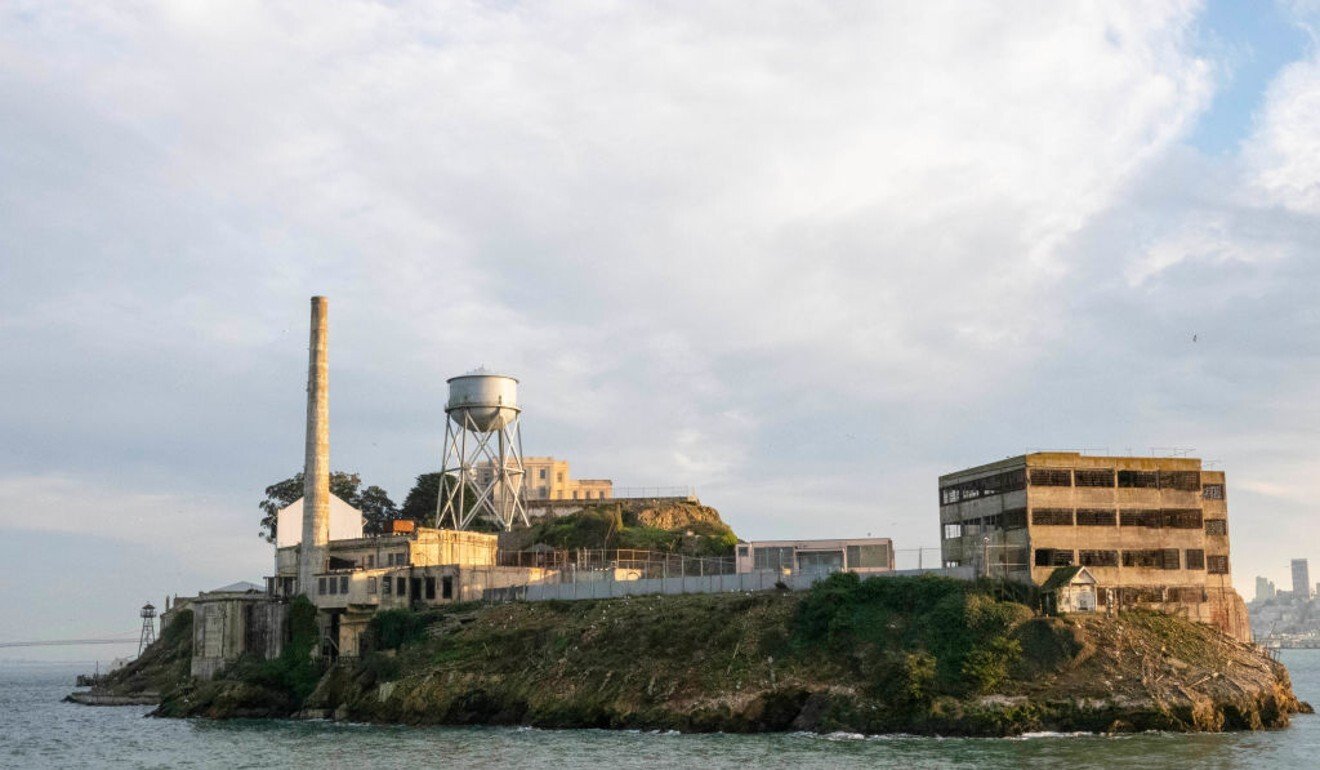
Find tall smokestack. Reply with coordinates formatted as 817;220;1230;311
298;296;330;595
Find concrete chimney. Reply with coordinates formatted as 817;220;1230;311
298;296;331;595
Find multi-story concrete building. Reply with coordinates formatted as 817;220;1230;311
477;456;612;501
938;452;1248;641
1292;559;1311;599
1256;576;1278;603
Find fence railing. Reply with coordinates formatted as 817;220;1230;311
497;547;734;578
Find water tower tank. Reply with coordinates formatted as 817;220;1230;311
446;370;519;432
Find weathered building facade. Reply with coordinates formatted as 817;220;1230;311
939;452;1249;641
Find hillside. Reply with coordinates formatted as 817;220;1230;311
155;575;1308;735
502;500;739;557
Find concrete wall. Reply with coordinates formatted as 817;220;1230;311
191;595;287;680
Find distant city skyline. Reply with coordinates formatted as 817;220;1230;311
5;1;1320;658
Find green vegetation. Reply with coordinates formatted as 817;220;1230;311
794;572;1031;696
524;505;738;556
94;609;193;697
158;575;1303;735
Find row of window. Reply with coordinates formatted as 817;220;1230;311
1031;508;1207;529
944;510;1229;537
1098;586;1211;605
317;574;457;600
1034;548;1228;573
940;470;1226;506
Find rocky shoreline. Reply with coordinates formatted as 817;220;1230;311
99;575;1310;737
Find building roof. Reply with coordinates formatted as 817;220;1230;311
208;581;265;594
1040;566;1096;592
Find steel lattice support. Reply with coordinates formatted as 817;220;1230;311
436;410;529;531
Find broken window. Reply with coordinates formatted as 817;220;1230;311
1034;548;1074;567
1159;471;1201;491
339;576;348;594
943;524;963;540
1122;549;1175;568
396;577;406;596
367;577;377;594
1117;470;1159;488
1079;550;1119;567
1205;519;1228;536
1163;509;1203;529
1029;468;1072;487
1185;550;1205;570
1076;508;1117;526
442;576;454;600
382;577;392;595
1120;509;1161;527
1207;555;1230;574
1031;508;1074;526
1202;484;1225;500
424;577;436;600
1074;468;1115;487
939;469;1027;505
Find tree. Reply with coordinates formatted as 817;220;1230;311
358;485;399;536
258;471;364;542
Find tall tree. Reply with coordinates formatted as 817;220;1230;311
258;471;364;542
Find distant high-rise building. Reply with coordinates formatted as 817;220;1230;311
1256;576;1277;603
1291;559;1311;599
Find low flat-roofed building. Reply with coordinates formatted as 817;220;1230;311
190;581;286;680
734;537;893;576
938;452;1249;641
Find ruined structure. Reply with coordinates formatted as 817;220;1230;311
939;452;1250;641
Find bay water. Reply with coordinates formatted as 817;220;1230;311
4;650;1319;768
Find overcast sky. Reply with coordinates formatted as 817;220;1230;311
3;0;1319;660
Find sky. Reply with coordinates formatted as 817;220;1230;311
2;0;1320;660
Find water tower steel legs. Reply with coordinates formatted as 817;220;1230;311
437;411;528;531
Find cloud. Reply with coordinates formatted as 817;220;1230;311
6;0;1320;626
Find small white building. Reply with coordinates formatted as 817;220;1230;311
1042;566;1098;614
735;537;893;576
275;495;365;548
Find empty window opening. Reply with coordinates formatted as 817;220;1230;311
1029;468;1072;487
1031;508;1074;526
1074;469;1115;487
442;576;454;600
1205;519;1228;536
1117;470;1159;488
1185;550;1205;570
1207;555;1230;574
1080;550;1119;567
1202;484;1225;500
1034;548;1075;567
1076;508;1117;526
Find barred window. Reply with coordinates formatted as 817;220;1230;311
383;576;392;595
1080;550;1119;567
1117;470;1159;488
1034;548;1075;567
1076;508;1117;526
1205;519;1228;536
1202;484;1225;500
1185;550;1205;570
1075;469;1115;487
1029;468;1073;486
1031;508;1074;526
939;469;1027;505
1002;508;1028;529
367;577;377;594
1207;555;1230;574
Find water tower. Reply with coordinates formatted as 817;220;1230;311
437;369;529;531
138;603;156;655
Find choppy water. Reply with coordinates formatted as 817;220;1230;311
3;651;1319;769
